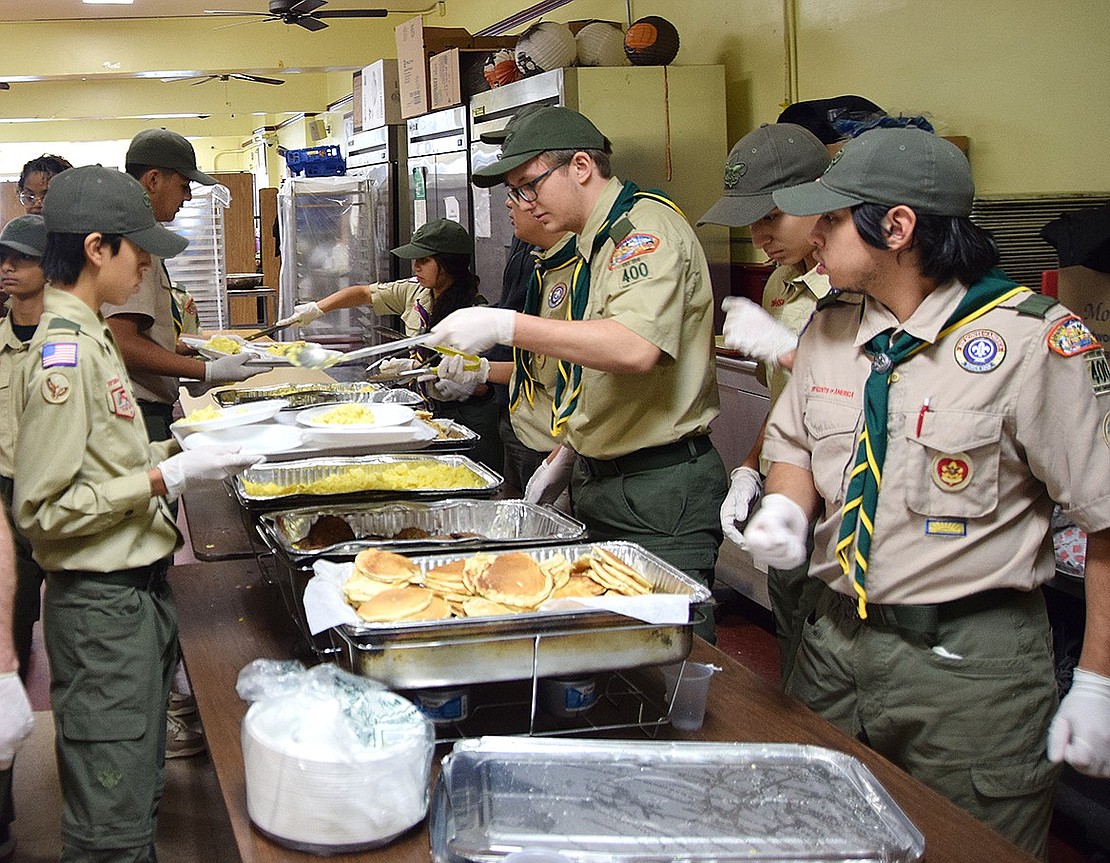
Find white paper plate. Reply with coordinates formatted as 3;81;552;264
300;422;437;449
181;423;304;455
295;403;415;430
181;334;249;361
172;399;290;434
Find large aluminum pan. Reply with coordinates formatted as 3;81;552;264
234;454;502;510
258;499;586;563
431;737;925;863
215;381;391;409
329;541;710;688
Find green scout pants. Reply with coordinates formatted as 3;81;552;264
787;586;1060;858
570;445;728;643
1;474;49;683
44;564;178;863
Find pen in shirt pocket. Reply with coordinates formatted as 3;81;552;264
916;397;931;437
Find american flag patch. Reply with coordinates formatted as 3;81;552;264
42;342;78;368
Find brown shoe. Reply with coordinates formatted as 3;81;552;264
168;690;198;720
166;714;205;759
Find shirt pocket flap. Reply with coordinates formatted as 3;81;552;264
909;410;1003;452
803;400;860;439
970;758;1058;800
61;711;146;743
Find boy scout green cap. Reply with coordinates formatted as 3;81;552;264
0;214;47;257
773;127;974;217
472;106;606;188
43;165;189;259
126;128;218;186
698;124;830;227
391;218;472;258
479;103;545;145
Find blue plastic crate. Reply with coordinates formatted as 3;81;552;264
284;145;346;177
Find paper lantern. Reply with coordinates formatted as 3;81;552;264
624;16;680;66
575;21;629;67
515;21;577;77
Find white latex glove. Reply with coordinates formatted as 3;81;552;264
378;357;419;376
741;493;809;569
720;466;764;547
204;352;257;383
721;296;799;367
524;445;576;505
438;354;490;386
159;445;265;502
1048;668;1110;777
425;308;516;355
0;672;34;769
275;301;323;329
428;377;478;402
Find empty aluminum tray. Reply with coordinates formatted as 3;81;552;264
431;737;925;863
234;454;502;510
259;499;587;562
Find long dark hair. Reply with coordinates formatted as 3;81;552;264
19;154;73;190
851;202;999;285
426;252;482;329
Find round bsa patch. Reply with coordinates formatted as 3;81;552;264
548;282;568;309
931;452;973;492
954;329;1006;373
42;372;72;404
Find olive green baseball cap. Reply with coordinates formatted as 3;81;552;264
0;214;47;257
391;218;473;258
43;165;189;259
773;127;974;217
698;124;830;227
126;128;217;186
472;106;607;188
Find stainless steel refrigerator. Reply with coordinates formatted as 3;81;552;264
406;105;472;249
469;66;729;305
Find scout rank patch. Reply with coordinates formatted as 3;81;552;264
42;342;78;368
107;376;136;419
931;452;973;492
954;329;1006;373
42;373;71;404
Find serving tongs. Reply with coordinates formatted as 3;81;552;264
243;320;291;342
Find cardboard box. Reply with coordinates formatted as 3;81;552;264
351;70;363;133
360;59;402;129
429;48;491;110
1056;265;1110;345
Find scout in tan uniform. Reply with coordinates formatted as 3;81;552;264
13;165;260;863
698;124;832;680
743;128;1110;854
426;107;727;640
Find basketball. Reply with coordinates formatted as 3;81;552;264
624;16;680;66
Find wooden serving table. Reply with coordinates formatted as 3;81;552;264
174;556;1037;863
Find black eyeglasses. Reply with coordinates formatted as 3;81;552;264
18;190;46;206
506;162;566;204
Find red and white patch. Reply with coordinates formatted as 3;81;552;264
608;233;660;269
1047;315;1099;357
107;376;136;419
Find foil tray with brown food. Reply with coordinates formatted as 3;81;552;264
214;381;388;410
258;499;586;561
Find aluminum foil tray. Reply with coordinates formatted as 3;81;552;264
233;454;502;510
329;541;709;688
431;738;925;863
215;381;388;409
259;499;586;562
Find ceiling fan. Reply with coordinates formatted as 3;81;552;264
173;73;286;86
205;0;388;32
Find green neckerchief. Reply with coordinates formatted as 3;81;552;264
836;268;1029;618
509;239;578;411
549;181;683;435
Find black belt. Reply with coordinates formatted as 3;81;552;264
818;586;1027;638
138;400;175;419
579;435;713;478
60;559;170;591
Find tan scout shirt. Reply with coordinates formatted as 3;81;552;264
13;287;181;572
759;262;831;403
509;234;574;453
369;279;432;335
763;280;1110;604
564;177;720;460
0;317;32;477
101;258;180;404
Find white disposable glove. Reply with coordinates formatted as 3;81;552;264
741;493;809;569
437;354;490;386
0;672;34;769
524;445;576;505
204;352;257;383
425;308;516;355
1047;668;1110;777
275;301;323;329
428;377;478;402
158;445;265;502
378;357;420;376
720;466;764;547
721;296;798;366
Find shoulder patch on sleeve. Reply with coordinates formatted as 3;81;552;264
46;316;82;333
608;232;661;269
41;342;79;368
1047;315;1100;357
1014;293;1059;319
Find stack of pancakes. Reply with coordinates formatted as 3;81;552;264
341;546;656;622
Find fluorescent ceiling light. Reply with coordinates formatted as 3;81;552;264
83;1;135;5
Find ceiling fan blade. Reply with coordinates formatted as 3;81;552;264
189;77;216;86
233;74;286;86
288;0;327;13
0;83;11;91
315;9;389;17
293;15;329;31
204;9;273;15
